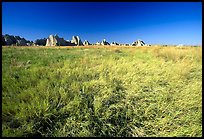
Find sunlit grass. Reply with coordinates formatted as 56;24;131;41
2;46;202;137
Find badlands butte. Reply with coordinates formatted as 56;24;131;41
2;34;148;46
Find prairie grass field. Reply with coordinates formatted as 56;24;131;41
2;46;202;137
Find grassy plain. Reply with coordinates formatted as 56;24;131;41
2;45;202;137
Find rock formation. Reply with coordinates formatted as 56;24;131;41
15;36;28;46
16;39;27;46
96;42;101;45
110;41;119;46
46;35;59;46
83;40;91;46
2;34;149;47
35;38;47;46
3;34;16;45
65;40;75;46
101;39;110;45
71;36;83;46
132;40;146;46
2;34;31;46
46;34;71;46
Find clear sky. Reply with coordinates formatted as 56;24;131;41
2;2;202;45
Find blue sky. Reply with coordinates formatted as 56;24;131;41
2;2;202;45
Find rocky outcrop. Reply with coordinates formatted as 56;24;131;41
96;42;101;45
71;36;83;46
110;41;119;46
3;34;16;45
26;41;34;46
46;35;58;46
2;34;149;47
46;34;71;46
35;38;47;46
44;35;82;46
132;40;146;46
57;36;71;46
83;40;91;46
101;39;110;45
15;36;28;46
66;40;75;46
2;34;31;46
16;39;27;46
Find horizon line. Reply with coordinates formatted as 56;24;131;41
2;33;202;46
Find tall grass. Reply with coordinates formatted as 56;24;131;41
2;46;202;137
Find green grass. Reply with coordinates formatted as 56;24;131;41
2;46;202;137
